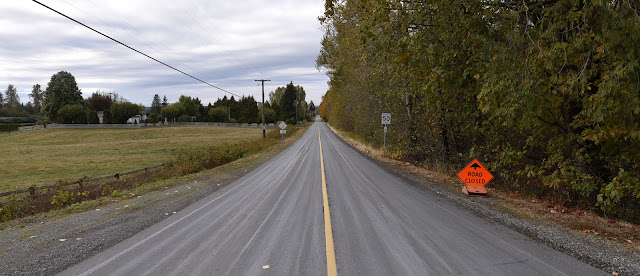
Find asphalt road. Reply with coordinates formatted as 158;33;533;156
60;119;606;276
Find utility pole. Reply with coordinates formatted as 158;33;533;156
295;85;299;124
255;79;270;138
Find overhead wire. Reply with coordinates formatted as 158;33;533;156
32;0;241;97
176;0;265;79
170;6;251;85
169;1;274;100
81;0;248;89
59;0;166;60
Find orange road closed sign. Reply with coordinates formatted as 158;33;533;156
457;159;493;196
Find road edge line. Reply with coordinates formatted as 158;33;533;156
319;127;338;276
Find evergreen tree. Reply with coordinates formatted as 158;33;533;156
25;102;36;114
4;84;20;109
236;96;258;123
151;94;162;114
218;95;229;108
229;96;237;120
29;84;43;112
162;95;168;107
295;85;307;121
281;82;296;121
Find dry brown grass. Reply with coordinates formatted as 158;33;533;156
0;126;262;192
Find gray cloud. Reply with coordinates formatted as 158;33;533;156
0;0;328;106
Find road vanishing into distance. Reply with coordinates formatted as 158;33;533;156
60;119;606;276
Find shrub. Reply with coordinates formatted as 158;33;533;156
209;107;228;122
0;117;38;124
103;110;113;124
149;113;159;123
110;102;141;124
285;118;295;125
161;105;180;122
87;110;99;124
177;115;191;122
57;104;87;124
0;123;35;131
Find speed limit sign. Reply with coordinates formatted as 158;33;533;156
381;113;391;156
381;113;391;125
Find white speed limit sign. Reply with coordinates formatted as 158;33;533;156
381;113;391;125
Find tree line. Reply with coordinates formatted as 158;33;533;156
205;81;315;124
2;71;316;125
0;83;45;122
0;71;147;124
317;1;640;221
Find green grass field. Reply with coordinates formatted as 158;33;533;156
0;126;263;192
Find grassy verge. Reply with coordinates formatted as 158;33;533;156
326;124;640;253
0;125;303;222
0;126;263;192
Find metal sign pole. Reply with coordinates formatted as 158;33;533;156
279;122;287;141
381;112;391;157
384;125;387;156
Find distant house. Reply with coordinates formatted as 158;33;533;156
127;110;149;124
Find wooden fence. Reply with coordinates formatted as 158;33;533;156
0;164;164;199
18;122;279;131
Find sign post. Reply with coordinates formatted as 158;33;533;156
279;121;287;141
456;159;493;196
381;113;391;156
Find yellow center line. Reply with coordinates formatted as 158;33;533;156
319;126;338;276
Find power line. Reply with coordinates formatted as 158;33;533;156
81;0;248;89
174;0;263;78
32;0;241;98
59;0;167;61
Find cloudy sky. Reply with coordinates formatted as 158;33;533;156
0;0;329;106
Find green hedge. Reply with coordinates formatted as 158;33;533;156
0;117;39;124
0;123;35;131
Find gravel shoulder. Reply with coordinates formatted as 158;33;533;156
328;124;640;276
0;129;307;276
